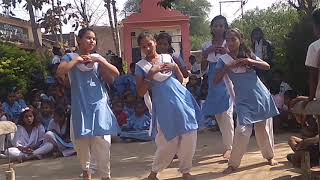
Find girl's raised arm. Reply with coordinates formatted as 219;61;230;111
95;56;120;84
56;56;82;79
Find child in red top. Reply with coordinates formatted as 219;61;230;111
112;100;128;127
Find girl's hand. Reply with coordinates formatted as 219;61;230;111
162;63;177;73
20;147;33;154
90;54;104;63
213;70;225;84
206;45;216;53
215;47;228;54
73;56;87;65
238;58;254;67
79;55;94;65
147;65;164;79
227;61;243;69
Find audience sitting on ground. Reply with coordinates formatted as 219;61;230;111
112;62;137;96
120;100;152;142
6;108;48;162
43;106;74;158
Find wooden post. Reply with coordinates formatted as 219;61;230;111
5;168;15;180
301;151;311;179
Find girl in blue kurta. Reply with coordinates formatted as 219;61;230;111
214;28;279;174
57;28;120;180
156;32;189;78
135;33;202;180
201;15;235;159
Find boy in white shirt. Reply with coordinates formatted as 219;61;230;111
302;8;320;103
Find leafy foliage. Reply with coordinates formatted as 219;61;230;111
38;3;73;35
284;15;314;95
157;0;175;9
231;3;300;85
0;43;46;97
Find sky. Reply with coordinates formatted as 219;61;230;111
10;0;281;33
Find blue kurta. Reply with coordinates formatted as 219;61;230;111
202;42;232;117
135;55;202;141
126;114;151;130
202;62;232;116
63;53;120;139
2;101;22;121
120;114;152;141
216;55;279;125
113;74;137;96
17;99;27;110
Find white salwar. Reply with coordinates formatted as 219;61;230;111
152;128;197;174
228;118;275;168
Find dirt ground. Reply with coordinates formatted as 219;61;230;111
0;131;305;180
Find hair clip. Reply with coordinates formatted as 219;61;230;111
21;107;30;113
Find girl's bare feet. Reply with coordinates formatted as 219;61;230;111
82;170;91;180
223;150;231;160
223;166;236;174
147;171;159;180
268;159;278;166
182;173;195;180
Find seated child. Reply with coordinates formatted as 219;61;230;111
38;99;54;130
7;108;51;161
120;100;152;142
112;100;128;127
186;75;201;101
124;93;136;117
121;63;137;96
29;89;42;112
15;87;27;110
189;55;202;78
43;106;74;157
2;89;22;123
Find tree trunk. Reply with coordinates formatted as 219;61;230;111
288;0;317;15
26;1;42;49
106;0;118;55
112;0;121;56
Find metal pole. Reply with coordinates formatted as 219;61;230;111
220;2;222;15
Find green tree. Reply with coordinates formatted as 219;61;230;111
0;42;46;97
284;15;314;95
172;0;211;50
1;0;49;49
231;3;300;81
287;0;319;15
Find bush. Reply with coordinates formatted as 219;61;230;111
231;3;304;89
284;15;315;95
0;43;46;99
